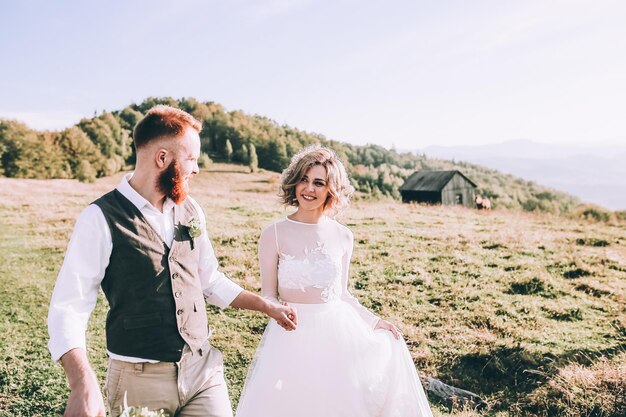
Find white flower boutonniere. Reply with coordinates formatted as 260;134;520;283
187;217;202;239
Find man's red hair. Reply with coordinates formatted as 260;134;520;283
133;105;202;149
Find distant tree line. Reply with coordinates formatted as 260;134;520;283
1;96;582;214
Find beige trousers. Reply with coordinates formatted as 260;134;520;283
104;342;233;417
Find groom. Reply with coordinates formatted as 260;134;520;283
47;105;297;417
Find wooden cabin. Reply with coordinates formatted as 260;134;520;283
400;170;477;208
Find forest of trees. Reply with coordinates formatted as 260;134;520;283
1;96;583;214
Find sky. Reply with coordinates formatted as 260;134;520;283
1;0;625;149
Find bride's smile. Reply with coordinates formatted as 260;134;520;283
293;164;330;219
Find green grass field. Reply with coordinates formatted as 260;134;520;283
1;165;624;416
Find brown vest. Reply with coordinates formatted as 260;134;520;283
93;190;209;362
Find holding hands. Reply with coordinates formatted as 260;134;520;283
267;302;298;331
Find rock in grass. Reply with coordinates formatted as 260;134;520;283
422;376;487;410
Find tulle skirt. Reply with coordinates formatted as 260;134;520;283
235;300;433;417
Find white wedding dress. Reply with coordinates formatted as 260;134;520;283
235;217;433;417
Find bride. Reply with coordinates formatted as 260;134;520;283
235;145;433;417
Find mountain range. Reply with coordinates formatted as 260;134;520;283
419;139;626;210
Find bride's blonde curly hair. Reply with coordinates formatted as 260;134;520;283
279;144;354;215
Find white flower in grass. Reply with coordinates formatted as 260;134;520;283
119;392;170;417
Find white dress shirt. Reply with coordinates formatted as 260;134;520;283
47;173;244;362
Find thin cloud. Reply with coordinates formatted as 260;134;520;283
245;0;312;20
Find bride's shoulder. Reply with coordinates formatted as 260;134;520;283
329;218;353;240
260;217;287;237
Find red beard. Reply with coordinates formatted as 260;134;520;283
157;159;187;204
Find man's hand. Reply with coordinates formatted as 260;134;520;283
60;349;106;417
64;379;106;417
375;319;402;339
267;302;298;331
230;290;298;331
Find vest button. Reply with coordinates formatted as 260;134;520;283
175;291;182;298
172;273;180;279
170;256;176;263
177;309;184;315
180;327;186;333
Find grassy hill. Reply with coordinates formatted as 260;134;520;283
0;165;624;416
1;96;598;216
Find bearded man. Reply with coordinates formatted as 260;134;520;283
47;105;297;417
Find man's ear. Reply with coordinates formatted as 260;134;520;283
155;148;169;169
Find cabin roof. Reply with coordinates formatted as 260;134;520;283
400;170;477;192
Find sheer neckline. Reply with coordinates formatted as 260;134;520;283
284;216;330;225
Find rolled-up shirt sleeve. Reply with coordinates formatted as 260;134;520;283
190;199;244;308
47;204;111;362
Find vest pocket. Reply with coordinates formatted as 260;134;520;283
184;297;209;340
123;312;162;330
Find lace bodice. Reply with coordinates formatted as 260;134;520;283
259;217;379;327
278;239;343;302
